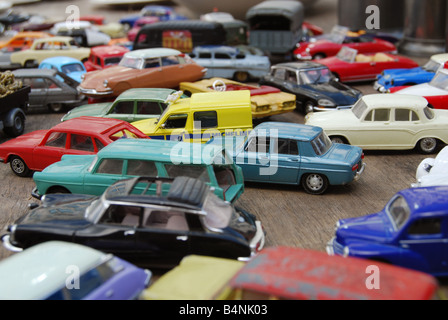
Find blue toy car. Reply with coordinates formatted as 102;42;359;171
119;5;187;29
0;241;151;300
39;56;86;83
374;53;448;93
327;186;448;277
221;121;365;195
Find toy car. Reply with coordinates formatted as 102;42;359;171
374;53;448;93
10;36;91;68
119;4;187;30
61;88;183;122
127;16;159;42
391;69;448;110
0;31;51;53
222;121;365;195
259;61;362;114
78;48;206;99
294;25;397;60
13;68;85;112
83;45;129;72
4;176;264;268
31;138;245;203
327;185;448;277
188;45;270;82
38;56;87;83
316;47;419;83
50;21;111;48
179;78;296;119
412;145;448;188
141;246;438;300
0;116;149;177
305;94;448;154
0;241;152;300
130;90;253;143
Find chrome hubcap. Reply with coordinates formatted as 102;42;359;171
307;174;323;190
11;159;24;173
421;138;436;152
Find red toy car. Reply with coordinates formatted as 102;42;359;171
317;47;419;83
294;25;397;60
0;116;149;177
84;45;130;72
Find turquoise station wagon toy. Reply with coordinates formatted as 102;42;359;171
32;139;244;202
221;122;365;195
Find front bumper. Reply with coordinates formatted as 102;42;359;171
239;220;265;262
77;86;114;96
326;237;336;256
373;81;388;93
31;186;42;200
1;234;23;252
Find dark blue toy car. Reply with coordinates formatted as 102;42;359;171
327;186;448;277
374;53;448;93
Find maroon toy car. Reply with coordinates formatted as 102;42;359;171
84;45;130;72
317;47;419;83
0;116;149;177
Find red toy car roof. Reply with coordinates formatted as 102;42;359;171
90;45;130;57
228;246;438;300
52;116;144;136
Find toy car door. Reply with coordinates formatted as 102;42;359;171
268;137;300;183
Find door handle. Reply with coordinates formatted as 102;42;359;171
288;158;299;162
176;235;188;241
124;230;135;236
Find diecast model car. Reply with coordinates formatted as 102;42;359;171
0;31;51;53
119;4;187;30
83;45;129;72
0;241;152;300
391;69;448;110
327;186;448;277
77;48;206;99
50;21;111;48
305;94;448;154
294;25;397;60
10;36;91;68
259;61;362;114
188;45;271;82
316;47;419;83
374;53;448;93
220;121;365;195
4;176;264;268
179;78;296;119
12;68;85;112
127;16;159;42
39;56;87;83
141;246;438;300
61;88;182;122
0;116;149;177
412;145;448;188
31;138;245;203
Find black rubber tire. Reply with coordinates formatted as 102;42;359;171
3;114;25;137
301;173;329;195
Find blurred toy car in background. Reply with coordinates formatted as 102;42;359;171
4;176;263;268
0;241;152;300
141;246;438;300
316;47;419;83
61;88;181;122
78;48;206;99
39;56;86;83
374;53;448;93
119;4;187;30
0;116;149;177
83;45;129;72
391;69;448;110
188;45;270;82
13;68;85;112
222;121;365;195
412;146;448;188
0;31;51;52
127;16;159;42
179;78;296;118
259;61;362;114
50;21;111;47
10;36;90;68
305;94;448;154
327;185;448;277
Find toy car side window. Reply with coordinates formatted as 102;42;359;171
245;136;270;154
144;58;160;68
112;101;134;114
126;160;158;176
94;138;105;151
215;53;231;60
144;210;189;231
273;68;286;80
137;101;163;115
198;52;212;59
70;134;94;152
163;114;188;129
164;164;210;182
100;204;143;226
45;78;61;90
45;132;67;148
193;111;218;128
407;218;442;236
395;108;411;121
373;108;390;121
95;159;124;175
275;138;299;155
161;55;180;66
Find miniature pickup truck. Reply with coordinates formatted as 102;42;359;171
0;73;30;137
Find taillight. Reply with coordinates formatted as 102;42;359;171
361;152;365;159
352;163;359;171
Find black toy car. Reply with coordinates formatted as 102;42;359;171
259;61;362;114
2;176;265;268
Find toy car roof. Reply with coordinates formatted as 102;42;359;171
123;47;182;59
50;116;137;135
396;186;448;218
40;56;84;64
253;121;322;141
140;19;224;31
115;87;176;101
273;61;328;71
361;94;429;109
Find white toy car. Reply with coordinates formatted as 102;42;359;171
412;145;448;187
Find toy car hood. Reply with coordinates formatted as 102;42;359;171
301;82;361;105
62;102;112;120
336;212;394;242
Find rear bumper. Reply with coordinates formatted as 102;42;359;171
239;220;265;262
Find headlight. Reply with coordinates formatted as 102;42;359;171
103;80;109;88
318;99;335;107
81;74;85;80
343;246;350;257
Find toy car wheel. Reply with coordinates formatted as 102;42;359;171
301;173;328;195
48;103;64;113
330;136;346;144
417;138;438;154
234;71;249;82
47;186;70;194
3;113;25;137
24;60;37;68
212;79;227;92
9;156;31;177
304;101;315;114
313;53;326;60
